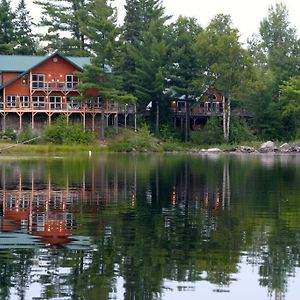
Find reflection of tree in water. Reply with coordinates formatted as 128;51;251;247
1;155;300;298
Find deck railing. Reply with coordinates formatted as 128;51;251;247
31;81;79;92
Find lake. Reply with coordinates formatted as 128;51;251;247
1;153;300;299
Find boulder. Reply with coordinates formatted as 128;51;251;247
238;146;256;153
259;141;276;153
279;143;291;153
207;148;222;153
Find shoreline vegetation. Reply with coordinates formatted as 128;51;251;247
0;127;299;155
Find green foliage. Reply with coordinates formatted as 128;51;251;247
279;76;300;140
108;125;157;151
259;3;299;84
43;115;93;144
13;0;36;54
34;0;89;56
190;117;223;145
229;116;255;144
19;124;33;143
1;128;16;141
0;0;15;54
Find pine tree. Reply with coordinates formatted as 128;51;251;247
131;19;168;134
166;16;202;141
14;0;36;54
77;0;135;140
34;0;89;56
123;0;143;45
0;0;15;54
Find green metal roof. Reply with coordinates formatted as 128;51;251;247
0;53;91;72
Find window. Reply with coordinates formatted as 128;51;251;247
20;96;29;107
66;74;79;89
49;96;62;109
177;101;186;112
94;97;103;108
32;96;45;108
32;74;45;88
6;95;16;107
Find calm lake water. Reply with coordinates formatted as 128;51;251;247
1;153;300;299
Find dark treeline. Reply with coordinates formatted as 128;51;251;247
1;0;300;142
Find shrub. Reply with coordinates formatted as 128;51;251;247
0;128;17;141
230;116;255;144
43;115;93;144
190;117;223;145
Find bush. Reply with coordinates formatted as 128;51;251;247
43;115;94;145
133;124;154;150
0;128;17;141
230;116;255;144
18;125;34;143
190;117;223;145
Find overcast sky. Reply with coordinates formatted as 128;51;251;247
11;0;300;45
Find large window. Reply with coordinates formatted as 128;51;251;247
32;96;45;108
49;96;62;109
20;96;29;107
32;74;45;88
66;75;79;89
6;95;16;107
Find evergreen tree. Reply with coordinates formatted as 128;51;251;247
119;0;169;134
34;0;89;55
116;0;168;95
77;0;135;140
166;16;202;140
0;0;15;54
14;0;36;54
131;19;168;134
123;0;143;45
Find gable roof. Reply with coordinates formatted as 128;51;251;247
0;51;91;73
0;50;91;90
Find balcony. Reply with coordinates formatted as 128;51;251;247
31;81;79;92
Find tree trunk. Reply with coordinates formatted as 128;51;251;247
185;97;190;142
226;96;231;142
100;106;105;141
222;95;231;143
155;100;159;134
223;95;226;141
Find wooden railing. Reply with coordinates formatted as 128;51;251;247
31;81;79;92
0;101;136;113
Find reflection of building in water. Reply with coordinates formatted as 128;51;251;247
0;162;136;247
170;162;230;212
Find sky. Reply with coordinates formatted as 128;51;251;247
10;0;300;45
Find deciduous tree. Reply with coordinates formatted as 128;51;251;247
194;14;252;142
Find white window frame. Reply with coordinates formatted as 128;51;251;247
6;95;16;107
32;96;45;108
32;74;45;89
66;74;79;89
49;96;62;109
20;96;29;108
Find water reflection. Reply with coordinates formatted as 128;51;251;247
0;154;299;299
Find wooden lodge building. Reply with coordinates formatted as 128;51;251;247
0;50;136;132
170;90;225;130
